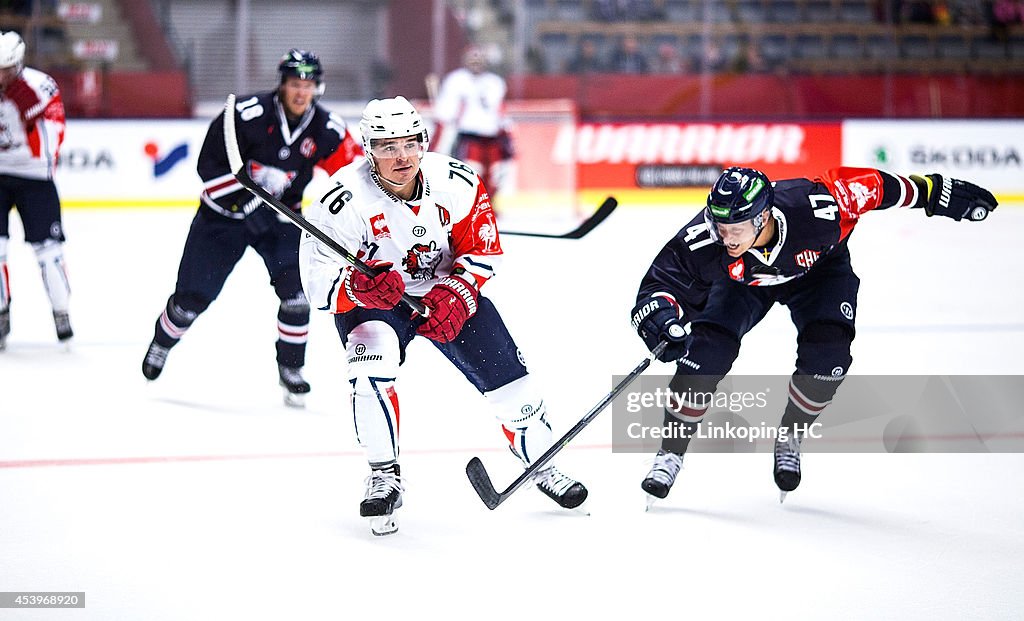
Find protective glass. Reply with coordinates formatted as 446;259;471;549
704;208;759;246
370;139;425;159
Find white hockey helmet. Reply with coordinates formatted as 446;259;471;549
0;31;25;74
359;96;429;164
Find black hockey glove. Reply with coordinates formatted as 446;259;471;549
911;174;997;222
631;294;690;362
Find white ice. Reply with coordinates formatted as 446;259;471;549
1;203;1023;620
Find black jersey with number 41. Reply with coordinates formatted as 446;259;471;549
638;167;927;316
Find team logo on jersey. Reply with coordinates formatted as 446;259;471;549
436;204;451;226
403;240;443;281
370;214;391;240
300;137;317;159
478;214;498;253
144;141;189;177
794;249;821;268
728;258;745;281
248;161;297;198
848;182;877;211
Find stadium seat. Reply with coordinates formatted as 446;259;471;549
830;32;863;60
900;33;934;60
837;0;875;22
936;33;971;60
804;0;837;22
768;0;801;23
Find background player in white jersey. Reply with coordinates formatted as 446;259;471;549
141;49;362;406
433;45;515;207
0;31;71;350
299;96;586;534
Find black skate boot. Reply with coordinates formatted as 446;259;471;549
774;433;803;503
142;340;170;381
641;449;684;510
360;463;403;536
53;311;73;344
534;465;588;510
278;364;311;408
0;308;9;351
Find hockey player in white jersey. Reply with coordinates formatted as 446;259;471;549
0;31;72;350
432;45;515;206
300;96;586;535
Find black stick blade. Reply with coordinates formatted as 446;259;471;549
501;196;618;239
466;457;502;510
563;196;617;239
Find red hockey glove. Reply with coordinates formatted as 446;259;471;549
416;275;479;343
343;261;405;310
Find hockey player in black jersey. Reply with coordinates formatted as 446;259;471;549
631;166;997;505
141;49;362;406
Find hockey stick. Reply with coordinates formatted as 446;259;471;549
501;196;618;239
466;339;669;509
222;94;428;317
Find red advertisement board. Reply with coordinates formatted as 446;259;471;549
553;122;843;190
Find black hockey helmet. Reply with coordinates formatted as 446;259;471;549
278;49;324;95
703;166;774;244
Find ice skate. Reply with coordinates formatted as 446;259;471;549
360;464;403;536
53;311;73;349
774;433;803;503
534;465;588;511
642;450;684;510
0;309;9;351
142;340;170;381
278;364;311;408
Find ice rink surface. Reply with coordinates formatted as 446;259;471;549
1;201;1023;620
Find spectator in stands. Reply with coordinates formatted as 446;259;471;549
733;39;769;74
653;42;685;73
526;44;548;74
609;34;650;73
993;0;1024;25
567;39;606;73
693;37;728;73
991;0;1024;41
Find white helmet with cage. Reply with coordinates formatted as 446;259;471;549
359;96;429;167
0;30;25;74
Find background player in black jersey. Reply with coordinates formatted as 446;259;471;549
631;166;997;504
141;49;362;407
